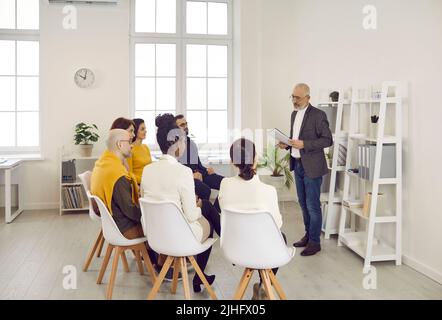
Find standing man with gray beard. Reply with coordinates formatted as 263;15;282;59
278;83;333;256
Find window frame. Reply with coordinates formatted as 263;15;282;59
0;0;40;154
130;0;233;151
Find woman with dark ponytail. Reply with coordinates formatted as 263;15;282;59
140;113;220;293
232;138;257;181
219;138;287;300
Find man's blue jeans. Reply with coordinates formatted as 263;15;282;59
293;158;323;244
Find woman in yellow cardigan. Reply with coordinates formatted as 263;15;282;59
128;118;152;184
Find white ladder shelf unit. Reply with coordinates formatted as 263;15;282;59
318;89;350;239
337;81;402;270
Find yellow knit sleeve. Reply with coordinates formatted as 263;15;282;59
144;144;152;165
126;153;134;174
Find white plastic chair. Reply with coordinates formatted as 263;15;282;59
91;195;157;300
220;208;296;300
78;171;105;271
78;171;100;222
139;198;218;300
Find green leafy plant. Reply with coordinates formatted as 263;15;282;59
74;123;99;145
325;149;333;167
257;143;294;189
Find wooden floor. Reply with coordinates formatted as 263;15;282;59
0;202;441;300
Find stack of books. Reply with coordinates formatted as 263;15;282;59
62;186;86;209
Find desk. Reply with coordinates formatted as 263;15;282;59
0;159;24;223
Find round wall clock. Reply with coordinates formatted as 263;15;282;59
74;68;95;88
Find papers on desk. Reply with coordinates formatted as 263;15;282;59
269;128;291;145
0;159;22;168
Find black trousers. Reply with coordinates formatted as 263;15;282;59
194;199;221;282
259;232;287;284
194;173;224;212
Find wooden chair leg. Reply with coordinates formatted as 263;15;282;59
120;250;130;272
83;230;103;272
96;232;105;257
180;257;191;300
139;245;157;284
171;257;181;294
134;250;144;275
259;270;276;300
233;268;254;300
188;256;217;300
147;256;174;300
268;270;287;300
106;247;121;300
158;254;166;266
97;244;113;284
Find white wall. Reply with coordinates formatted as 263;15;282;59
253;0;442;282
17;1;131;209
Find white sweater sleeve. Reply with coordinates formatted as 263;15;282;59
179;167;202;223
269;187;283;229
218;179;226;210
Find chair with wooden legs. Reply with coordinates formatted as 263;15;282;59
78;171;105;272
220;209;296;300
91;195;157;300
139;198;218;300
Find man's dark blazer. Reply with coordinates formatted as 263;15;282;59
183;136;208;176
288;104;333;179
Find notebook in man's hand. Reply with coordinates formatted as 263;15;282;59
270;128;291;145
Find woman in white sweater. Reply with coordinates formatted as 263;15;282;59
140;114;220;293
218;138;287;300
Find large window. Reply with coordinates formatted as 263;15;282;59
132;0;232;147
0;0;40;152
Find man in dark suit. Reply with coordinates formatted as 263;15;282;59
279;83;333;256
175;115;224;212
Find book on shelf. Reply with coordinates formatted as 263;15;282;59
61;188;67;209
342;199;363;208
68;187;77;208
75;186;85;208
337;144;347;166
362;192;385;217
62;187;72;209
71;187;77;208
358;144;396;181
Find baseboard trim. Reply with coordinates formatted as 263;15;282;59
22;202;59;211
403;254;442;285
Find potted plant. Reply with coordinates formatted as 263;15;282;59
257;143;294;190
325;149;333;168
74;123;99;157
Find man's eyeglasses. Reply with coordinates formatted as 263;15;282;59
119;139;131;144
290;95;308;101
178;122;188;128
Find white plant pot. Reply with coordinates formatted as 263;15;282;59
260;175;286;191
78;144;93;157
369;123;378;139
327;158;333;168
